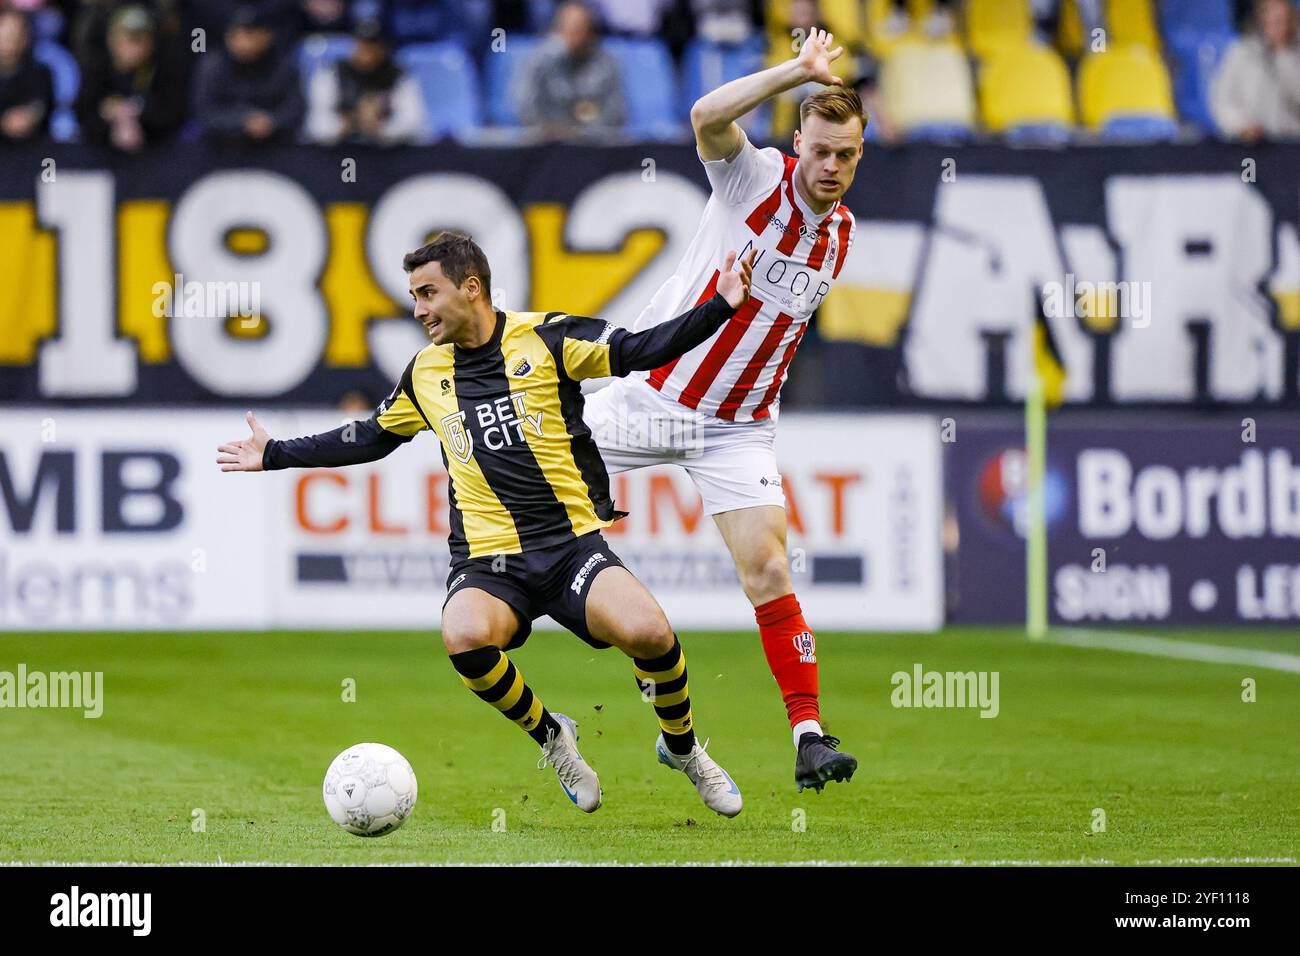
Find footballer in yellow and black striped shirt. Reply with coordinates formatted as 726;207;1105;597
218;232;752;818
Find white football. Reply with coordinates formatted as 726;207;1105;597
323;742;418;837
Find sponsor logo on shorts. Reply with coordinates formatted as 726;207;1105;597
759;475;783;488
793;631;816;664
570;552;608;594
448;573;468;592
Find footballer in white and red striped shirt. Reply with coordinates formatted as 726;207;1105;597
583;29;863;791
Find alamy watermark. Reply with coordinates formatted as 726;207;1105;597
891;663;999;718
0;664;103;718
151;273;261;325
1042;274;1151;329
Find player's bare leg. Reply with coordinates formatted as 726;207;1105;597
442;587;601;811
584;566;743;817
713;504;857;792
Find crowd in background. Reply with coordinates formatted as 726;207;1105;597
0;0;1297;150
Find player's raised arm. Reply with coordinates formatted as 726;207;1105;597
608;249;755;375
534;250;756;382
216;386;424;473
691;28;843;161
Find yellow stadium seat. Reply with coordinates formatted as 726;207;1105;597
1105;0;1161;52
881;40;976;136
766;0;866;54
979;43;1075;134
767;0;960;59
1076;44;1177;133
964;0;1033;60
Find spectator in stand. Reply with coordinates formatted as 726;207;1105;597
193;4;305;147
75;5;187;151
586;0;672;37
72;1;186;70
880;0;956;39
1211;0;1300;141
306;18;428;145
0;8;52;144
585;0;708;61
513;0;625;139
294;0;356;35
690;0;760;46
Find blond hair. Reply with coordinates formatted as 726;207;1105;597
799;87;867;131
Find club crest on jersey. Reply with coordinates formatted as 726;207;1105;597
440;410;473;464
511;356;532;377
793;631;816;664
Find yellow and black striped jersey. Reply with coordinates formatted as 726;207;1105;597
262;293;736;559
376;309;625;558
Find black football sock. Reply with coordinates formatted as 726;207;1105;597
450;646;561;746
633;635;696;756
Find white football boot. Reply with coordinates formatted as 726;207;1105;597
539;713;602;812
655;735;743;818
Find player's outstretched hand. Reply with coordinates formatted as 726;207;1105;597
794;27;843;87
216;411;270;473
717;249;757;309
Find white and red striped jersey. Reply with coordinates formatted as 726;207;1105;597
632;130;855;422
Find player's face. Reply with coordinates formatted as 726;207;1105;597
409;260;477;346
793;115;864;208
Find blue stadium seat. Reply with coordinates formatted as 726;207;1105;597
1101;114;1180;141
395;42;483;140
1158;0;1235;37
603;37;680;140
905;121;975;144
680;38;766;122
33;40;79;143
1004;122;1073;146
482;33;541;126
1167;28;1236;134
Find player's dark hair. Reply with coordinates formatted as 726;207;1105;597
403;232;492;292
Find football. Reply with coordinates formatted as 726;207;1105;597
322;743;418;837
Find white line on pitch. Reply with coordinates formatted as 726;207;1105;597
1045;629;1300;675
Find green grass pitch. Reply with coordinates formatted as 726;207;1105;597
1;628;1297;865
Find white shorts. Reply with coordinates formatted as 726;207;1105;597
581;376;785;516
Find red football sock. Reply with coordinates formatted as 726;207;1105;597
755;593;820;728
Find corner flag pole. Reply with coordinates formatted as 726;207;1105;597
1025;329;1049;641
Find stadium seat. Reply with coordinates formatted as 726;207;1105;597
603;37;681;140
766;0;866;56
964;0;1033;60
1105;0;1161;52
1158;0;1235;37
482;33;541;126
881;40;976;141
1077;45;1179;140
395;42;483;140
979;44;1075;144
680;38;768;131
33;40;79;143
1166;27;1237;134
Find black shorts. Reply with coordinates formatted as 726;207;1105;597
443;531;626;650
